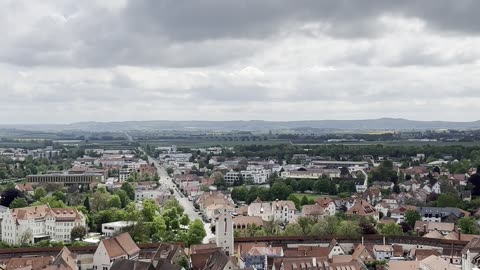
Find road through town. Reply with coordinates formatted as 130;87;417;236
145;153;215;244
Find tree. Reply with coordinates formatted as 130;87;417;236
186;219;207;246
70;226;87;241
10;197;28;209
108;195;122;208
335;221;361;238
436;194;462;208
142;199;160;222
459;217;479;234
114;189;130;208
231;186;248;202
180;215;190;227
150;216;167;240
121;182;135;200
0;189;23;207
153;172;160;181
283;223;303;236
300;196;309;206
34;187;47;200
287;194;301;210
179;256;189;269
297;217;314;235
166;167;174;175
83;197;91;212
52;191;67;203
380;223;403;236
20;228;33;245
404;210;421;228
91;190;111;212
469;165;480;196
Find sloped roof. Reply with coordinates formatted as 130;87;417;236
423;230;444;239
101;233;140;258
413;249;441;261
202;250;230;270
6;256;54;270
110;259;155;270
53;247;77;270
421;255;457;270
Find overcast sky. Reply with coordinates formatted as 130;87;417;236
1;0;480;124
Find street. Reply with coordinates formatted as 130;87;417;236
146;154;215;244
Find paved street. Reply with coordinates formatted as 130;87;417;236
145;154;215;244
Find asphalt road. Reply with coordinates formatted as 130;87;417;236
146;155;215;244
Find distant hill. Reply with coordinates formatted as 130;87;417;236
1;118;480;132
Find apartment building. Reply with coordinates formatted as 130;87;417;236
1;205;86;245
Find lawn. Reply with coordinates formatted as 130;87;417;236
292;193;335;201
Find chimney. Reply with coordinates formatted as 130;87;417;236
312;257;317;267
415;227;419;236
383;236;386;245
423;224;427;234
361;236;364;245
458;228;462;241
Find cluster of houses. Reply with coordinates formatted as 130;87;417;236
0;146;60;161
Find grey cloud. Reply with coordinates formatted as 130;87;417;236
2;0;480;68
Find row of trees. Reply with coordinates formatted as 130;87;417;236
231;178;356;204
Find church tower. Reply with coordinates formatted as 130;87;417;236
215;208;234;256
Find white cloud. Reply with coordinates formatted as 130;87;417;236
0;1;479;123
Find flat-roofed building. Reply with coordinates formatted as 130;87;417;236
26;173;103;185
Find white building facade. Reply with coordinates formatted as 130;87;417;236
1;205;86;245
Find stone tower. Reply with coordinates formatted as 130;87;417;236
215;208;234;256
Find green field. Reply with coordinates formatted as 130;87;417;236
138;139;290;148
293;193;335;201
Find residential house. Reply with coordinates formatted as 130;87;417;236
271;257;362;270
327;239;346;259
409;248;441;261
449;174;468;186
373;181;394;190
152;243;185;267
15;183;34;195
352;244;374;265
272;200;296;224
422;182;441;194
93;233;140;270
247;199;274;222
362;187;382;205
201;250;236;270
390;205;417;224
197;191;233;213
414;221;455;235
421;255;457;270
346;199;379;221
373;245;393;260
418;207;469;223
247;199;296;224
315;197;336;216
110;260;156;270
462;237;480;270
374;202;390;217
245;246;283;270
4;247;77;270
4;256;54;270
301;204;325;221
51;247;78;270
399;180;421;192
